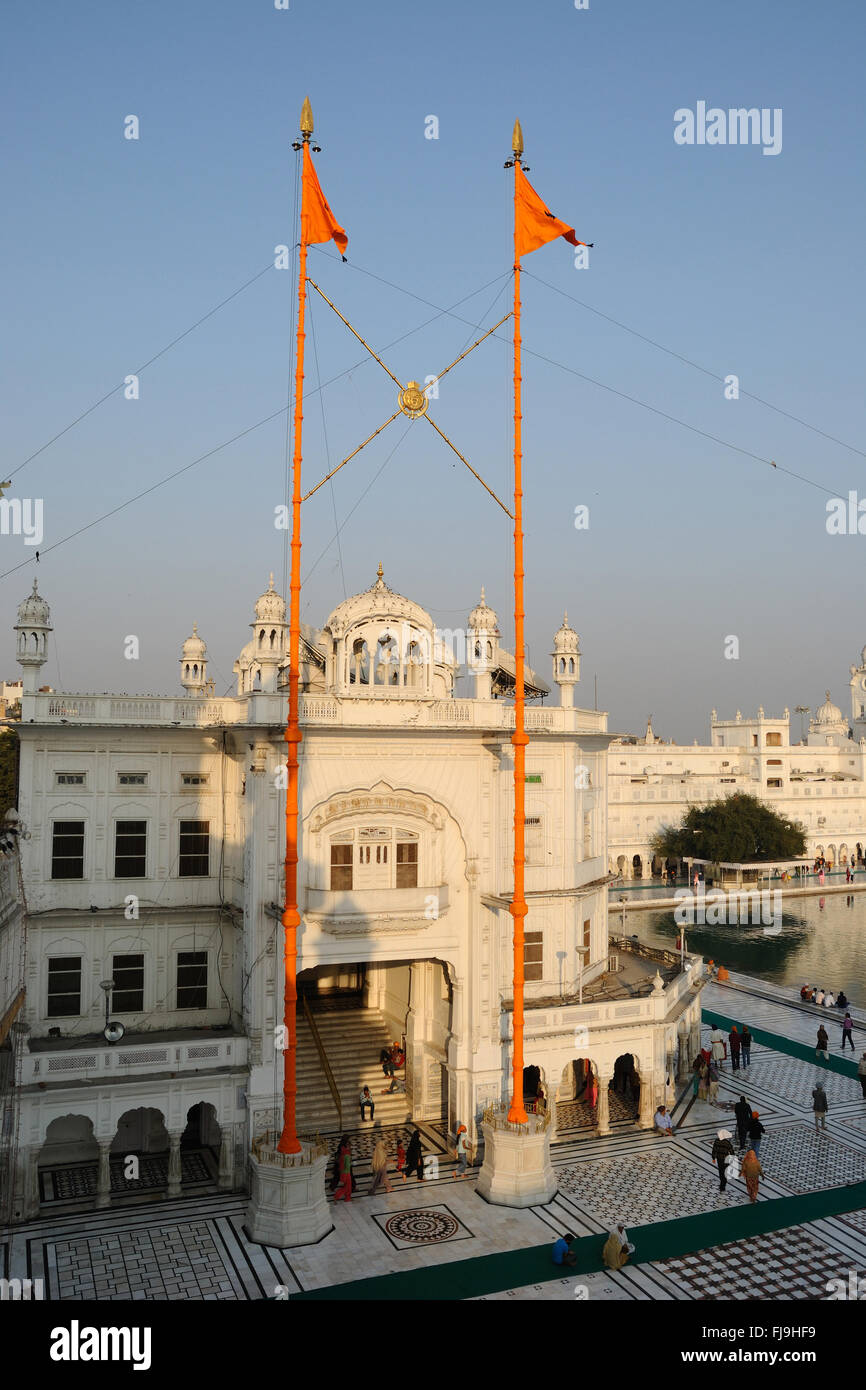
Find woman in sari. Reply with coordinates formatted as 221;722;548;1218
602;1224;635;1270
697;1062;709;1101
741;1147;764;1203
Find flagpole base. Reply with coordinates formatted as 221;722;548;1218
246;1135;331;1248
475;1108;557;1209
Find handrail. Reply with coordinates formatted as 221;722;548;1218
301;994;342;1132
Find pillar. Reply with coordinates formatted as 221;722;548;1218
218;1126;233;1191
676;1023;691;1082
639;1074;655;1129
167;1131;183;1198
95;1139;112;1209
689;1014;702;1064
596;1074;611;1137
15;1144;41;1221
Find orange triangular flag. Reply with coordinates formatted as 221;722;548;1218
514;162;591;259
302;143;348;259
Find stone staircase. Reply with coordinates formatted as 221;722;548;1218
296;1005;412;1135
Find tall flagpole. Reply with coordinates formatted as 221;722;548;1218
277;97;315;1155
508;118;529;1126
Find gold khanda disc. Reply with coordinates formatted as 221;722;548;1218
398;380;429;419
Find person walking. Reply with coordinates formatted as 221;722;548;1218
747;1110;765;1157
816;1024;830;1062
395;1137;407;1182
454;1123;471;1178
858;1053;866;1099
692;1055;704;1098
709;1026;726;1067
330;1134;350;1192
729;1026;741;1072
405;1128;425;1181
741;1147;765;1203
842;1013;856;1051
697;1060;709;1102
332;1138;353;1202
812;1081;829;1133
734;1095;752;1149
368;1138;393;1195
740;1025;753;1068
707;1058;720;1105
359;1085;375;1122
711;1130;735;1191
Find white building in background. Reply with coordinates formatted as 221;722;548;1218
609;692;866;879
5;572;704;1224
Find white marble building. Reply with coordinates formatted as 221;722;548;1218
609;691;866;879
5;571;704;1222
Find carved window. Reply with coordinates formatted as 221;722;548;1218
524;931;543;983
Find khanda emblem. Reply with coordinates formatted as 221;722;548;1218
397;380;430;419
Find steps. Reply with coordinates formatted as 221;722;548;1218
296;1006;412;1135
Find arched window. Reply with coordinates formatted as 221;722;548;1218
486;641;492;660
474;641;481;660
376;634;399;686
269;629;276;650
258;628;265;649
405;640;424;688
184;664;190;678
569;657;575;674
559;657;566;674
349;638;369;686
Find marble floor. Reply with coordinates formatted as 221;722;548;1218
5;1002;866;1302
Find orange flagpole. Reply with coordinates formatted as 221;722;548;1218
508;120;529;1125
277;101;313;1155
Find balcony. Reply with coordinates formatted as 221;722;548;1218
302;884;450;934
20;1028;248;1087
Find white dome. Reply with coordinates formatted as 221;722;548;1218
553;612;579;653
816;690;843;724
182;622;206;660
467;587;499;634
17;579;50;627
324;564;433;636
254;573;287;624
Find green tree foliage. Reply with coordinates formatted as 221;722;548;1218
650;793;806;864
0;729;19;821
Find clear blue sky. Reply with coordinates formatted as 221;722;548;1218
2;0;864;738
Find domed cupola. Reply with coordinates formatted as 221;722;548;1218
465;587;500;699
552;612;580;707
816;690;843;725
255;572;287;625
180;622;208;695
322;564;443;698
15;579;51;693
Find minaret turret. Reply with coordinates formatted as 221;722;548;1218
552;612;580;708
15;579;51;694
180;622;208;695
467;587;499;699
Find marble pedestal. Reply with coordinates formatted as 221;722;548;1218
246;1142;331;1248
476;1116;557;1208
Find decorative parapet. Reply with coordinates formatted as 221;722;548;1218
251;1131;329;1166
481;1101;552;1135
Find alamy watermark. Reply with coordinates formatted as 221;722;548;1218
674;888;781;931
674;103;782;157
0;497;43;546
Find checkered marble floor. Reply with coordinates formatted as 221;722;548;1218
7;987;866;1302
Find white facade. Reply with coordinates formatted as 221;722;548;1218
5;574;704;1223
609;693;866;878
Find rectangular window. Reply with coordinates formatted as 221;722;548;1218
330;843;353;890
525;773;543;784
396;841;418;888
583;918;591;952
767;759;782;767
114;820;147;877
117;772;148;787
766;732;782;747
752;735;758;746
112;953;144;1012
51;821;85;879
179;820;209;877
176;951;208;1009
55;772;86;786
767;778;783;788
524;931;543;983
181;773;209;787
47;956;82;1017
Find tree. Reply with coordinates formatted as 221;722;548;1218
0;729;19;821
650;793;806;864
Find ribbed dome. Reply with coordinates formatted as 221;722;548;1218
17;579;50;626
467;586;498;634
324;564;433;635
254;573;287;624
816;690;843;724
553;612;579;653
182;622;206;659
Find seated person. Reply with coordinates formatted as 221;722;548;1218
837;991;849;1009
815;989;825;1006
653;1105;674;1136
380;1047;395;1078
824;992;836;1008
800;984;811;1001
552;1232;577;1267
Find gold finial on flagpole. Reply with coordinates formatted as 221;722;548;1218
512;119;524;157
300;96;314;136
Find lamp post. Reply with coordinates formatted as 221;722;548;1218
99;979;125;1044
